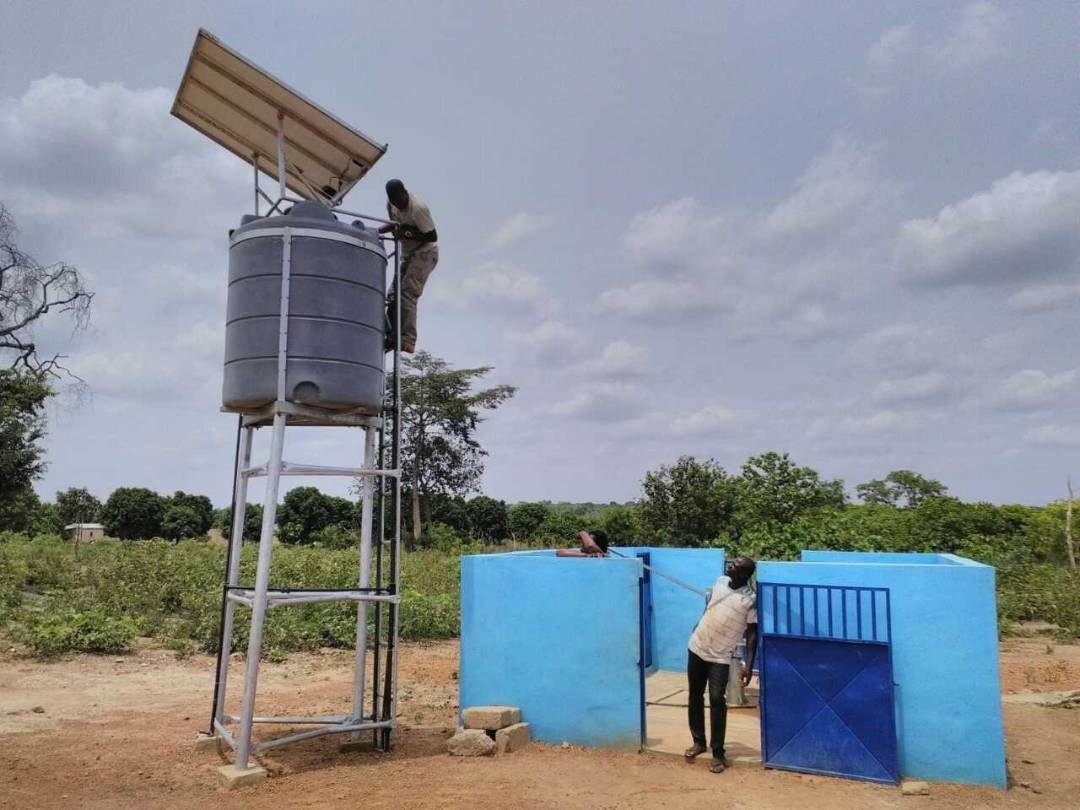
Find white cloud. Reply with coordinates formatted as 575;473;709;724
896;170;1080;286
996;369;1078;410
1007;282;1080;314
597;279;718;319
434;261;551;312
619;197;735;276
1026;424;1080;448
481;212;552;251
868;24;915;72
0;75;247;240
550;382;642;421
934;1;1006;71
808;409;923;439
510;320;585;364
872;371;951;405
670;405;736;436
1029;118;1068;150
579;340;650;380
851;324;951;373
758;134;883;241
604;135;890;336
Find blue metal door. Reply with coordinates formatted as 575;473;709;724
758;583;899;785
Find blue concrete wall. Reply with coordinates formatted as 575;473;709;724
459;551;643;749
757;552;1006;789
628;547;725;671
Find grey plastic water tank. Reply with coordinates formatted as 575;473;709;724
223;201;387;414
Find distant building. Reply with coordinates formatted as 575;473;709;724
64;523;106;542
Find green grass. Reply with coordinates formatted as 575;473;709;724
0;533;462;658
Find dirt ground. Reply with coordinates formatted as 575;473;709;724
1;639;1078;809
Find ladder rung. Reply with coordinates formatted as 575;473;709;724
241;461;401;478
227;589;400;607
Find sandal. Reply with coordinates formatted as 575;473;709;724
709;757;726;774
684;744;707;761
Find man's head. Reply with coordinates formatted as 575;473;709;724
385;178;409;210
726;556;756;587
585;529;609;553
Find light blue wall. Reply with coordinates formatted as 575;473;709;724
629;547;725;671
459;551;643;749
757;552;1006;789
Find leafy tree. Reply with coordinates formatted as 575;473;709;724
276;486;355;544
639;456;738;546
595;504;646;547
161;504;205;540
101;487;166;540
856;470;947;508
535;509;582;543
1;203;93;377
168;491;213;536
392;352;516;545
508;502;551;540
466;496;509;542
0;370;53;530
217;503;264;542
29;497;64;535
737;451;845;528
55;487;102;526
428;494;471;536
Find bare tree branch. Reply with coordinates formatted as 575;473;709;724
0;203;93;380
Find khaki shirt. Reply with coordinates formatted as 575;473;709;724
388;194;436;256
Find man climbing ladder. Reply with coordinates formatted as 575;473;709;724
379;178;438;354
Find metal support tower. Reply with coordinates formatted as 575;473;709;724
205;112;403;769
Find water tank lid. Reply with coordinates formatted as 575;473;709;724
232;201;385;253
289;201;336;221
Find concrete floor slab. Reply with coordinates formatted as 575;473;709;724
644;670;761;764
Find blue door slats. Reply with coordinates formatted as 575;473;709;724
758;582;900;785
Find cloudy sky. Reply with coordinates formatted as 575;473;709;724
3;1;1079;508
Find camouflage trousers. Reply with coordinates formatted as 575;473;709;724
387;245;439;345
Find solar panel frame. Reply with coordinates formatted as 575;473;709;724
171;29;387;203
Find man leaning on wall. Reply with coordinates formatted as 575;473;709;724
683;556;758;774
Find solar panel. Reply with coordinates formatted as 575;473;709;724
171;29;386;203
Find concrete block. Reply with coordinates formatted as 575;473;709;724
730;755;762;769
194;733;221;753
900;780;930;796
447;728;495;756
495;722;530;754
462;706;521;731
216;763;268;789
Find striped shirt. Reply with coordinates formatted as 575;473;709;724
688;575;757;664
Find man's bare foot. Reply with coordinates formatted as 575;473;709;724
709;757;726;773
684;743;707;761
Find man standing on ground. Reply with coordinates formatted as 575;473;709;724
379;179;438;354
684;556;758;774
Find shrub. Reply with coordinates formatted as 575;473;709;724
22;604;138;656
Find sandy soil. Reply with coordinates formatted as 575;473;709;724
0;639;1078;809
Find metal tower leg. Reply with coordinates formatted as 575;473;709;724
235;410;288;770
380;239;402;751
349;427;377;734
212;426;254;732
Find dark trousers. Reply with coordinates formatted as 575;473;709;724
687;649;729;759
